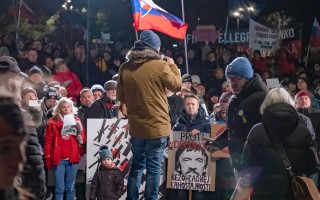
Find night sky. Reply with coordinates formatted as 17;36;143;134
106;0;320;44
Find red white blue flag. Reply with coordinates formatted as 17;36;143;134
131;0;188;39
310;17;320;47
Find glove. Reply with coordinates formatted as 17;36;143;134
45;159;51;170
202;137;220;152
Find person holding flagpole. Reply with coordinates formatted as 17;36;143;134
117;30;181;200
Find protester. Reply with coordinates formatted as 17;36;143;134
90;84;104;101
89;146;125;200
53;58;83;103
76;88;94;200
173;94;211;134
295;90;320;146
233;88;318;199
20;86;43;127
86;80;119;119
117;30;181;200
0;91;33;199
203;57;268;181
0;56;46;199
166;88;184;128
44;97;86;200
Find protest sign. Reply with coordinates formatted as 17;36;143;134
167;131;215;191
86;119;167;200
266;78;280;89
211;124;230;158
249;19;279;51
61;113;77;135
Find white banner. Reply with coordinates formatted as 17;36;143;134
249;19;279;51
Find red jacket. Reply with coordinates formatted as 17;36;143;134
252;58;267;75
44;115;86;166
53;70;83;102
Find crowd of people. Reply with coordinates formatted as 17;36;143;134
0;28;320;200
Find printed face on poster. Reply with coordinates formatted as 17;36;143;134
167;131;216;192
86;119;167;200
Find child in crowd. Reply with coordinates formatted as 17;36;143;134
89;146;125;200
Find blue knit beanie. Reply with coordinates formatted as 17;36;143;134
99;145;113;161
225;57;253;79
139;30;161;52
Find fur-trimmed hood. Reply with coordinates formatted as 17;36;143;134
123;48;162;71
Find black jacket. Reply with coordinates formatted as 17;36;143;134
167;94;184;128
85;93;118;119
20;110;46;200
89;166;125;200
297;107;320;146
173;107;211;133
241;103;317;200
215;74;268;169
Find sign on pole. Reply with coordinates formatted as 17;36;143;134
166;131;216;191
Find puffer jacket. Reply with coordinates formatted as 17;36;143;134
117;48;181;138
44;115;86;166
241;103;317;200
173;107;211;133
89;166;125;200
85;93;118;120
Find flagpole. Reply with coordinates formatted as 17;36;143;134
135;30;139;41
305;42;311;67
224;16;229;46
15;0;23;44
181;0;189;74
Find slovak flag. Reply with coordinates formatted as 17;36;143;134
131;0;188;39
310;17;320;47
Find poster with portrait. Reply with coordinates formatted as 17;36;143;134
211;124;230;158
86;119;167;200
166;131;216;192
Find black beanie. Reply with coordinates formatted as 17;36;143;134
182;74;192;83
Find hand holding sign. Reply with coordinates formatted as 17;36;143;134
202;137;220;152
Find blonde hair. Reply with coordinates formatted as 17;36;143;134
52;97;77;116
260;87;295;114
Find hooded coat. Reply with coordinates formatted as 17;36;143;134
241;103;317;200
117;48;181;138
215;74;268;169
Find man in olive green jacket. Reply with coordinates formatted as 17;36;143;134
117;30;181;200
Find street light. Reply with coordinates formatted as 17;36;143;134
233;7;244;29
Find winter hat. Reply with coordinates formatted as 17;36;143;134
21;87;37;98
53;58;65;67
104;80;117;90
191;75;201;84
207;88;220;98
182;74;192;83
28;66;43;76
45;87;59;100
99;145;113;161
295;90;311;100
225;57;253;79
91;84;104;93
138;30;161;52
0;56;28;78
0;46;10;57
